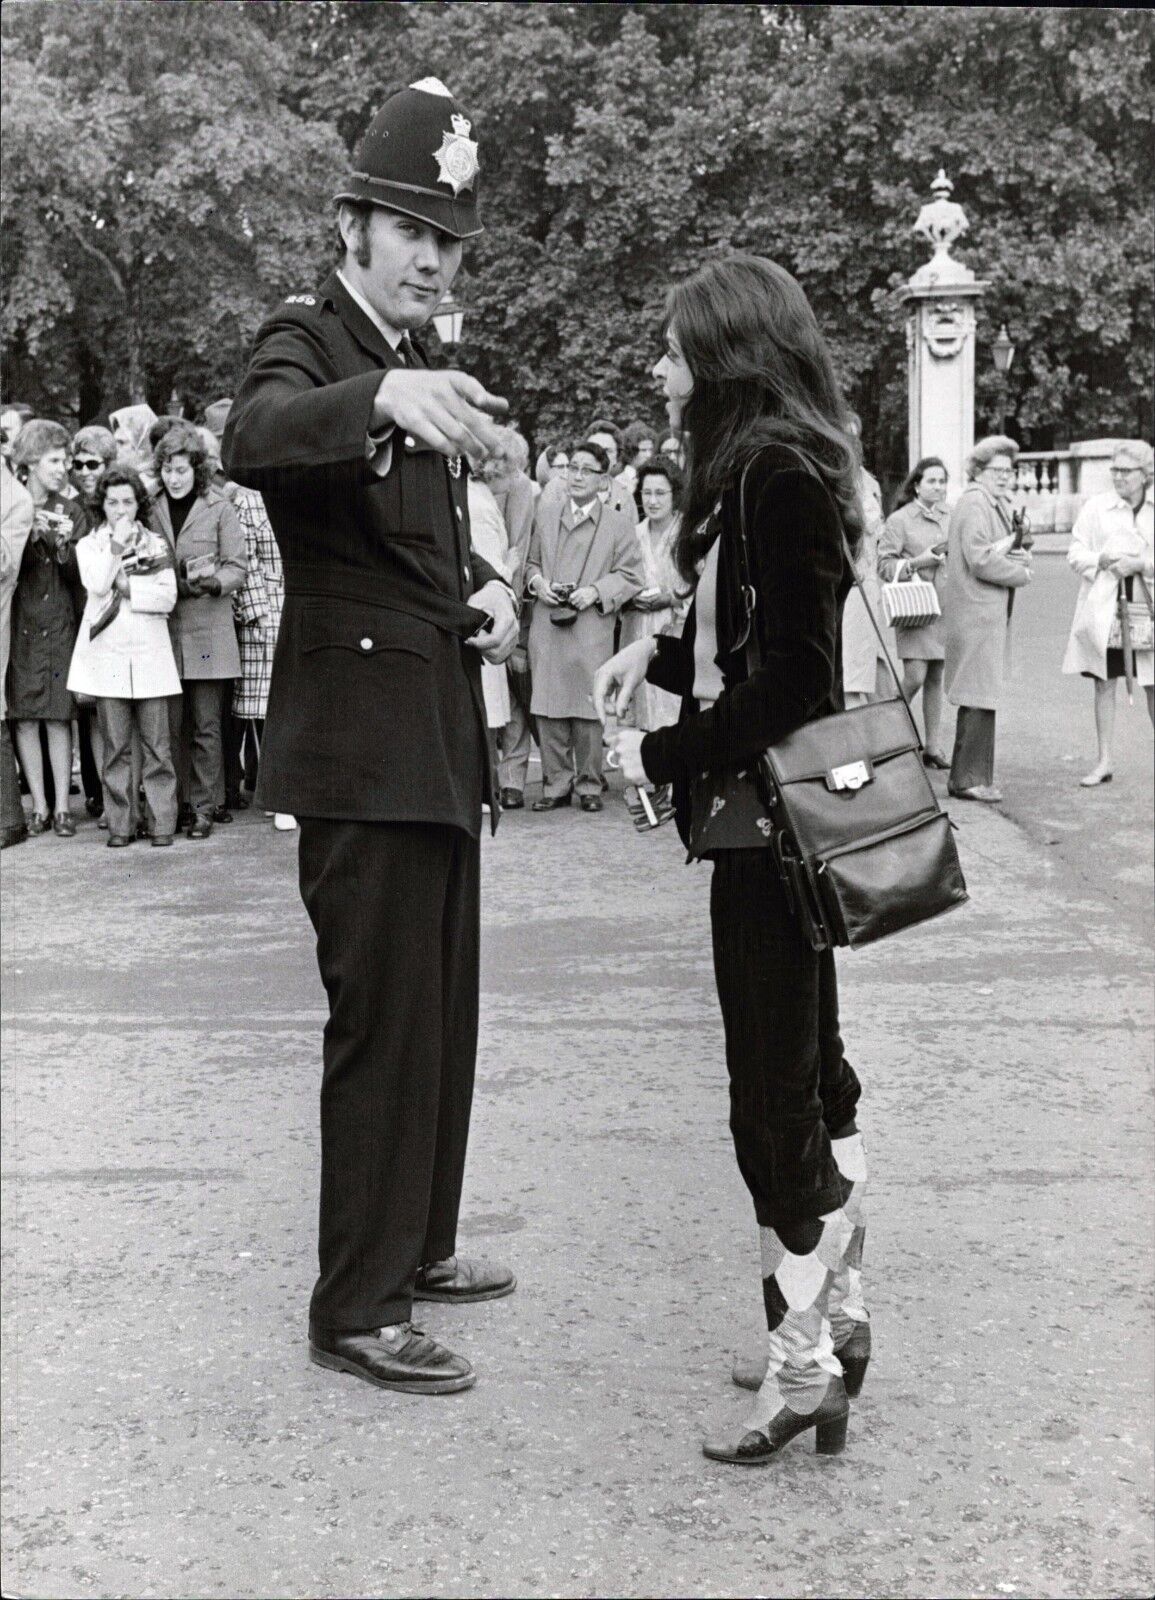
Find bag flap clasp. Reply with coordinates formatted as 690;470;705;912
826;759;873;793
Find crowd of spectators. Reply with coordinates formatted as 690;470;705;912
1;395;1151;853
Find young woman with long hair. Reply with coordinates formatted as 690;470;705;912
595;254;872;1466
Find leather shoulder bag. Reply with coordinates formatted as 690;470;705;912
733;451;969;951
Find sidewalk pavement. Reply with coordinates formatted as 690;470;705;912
2;776;1152;1599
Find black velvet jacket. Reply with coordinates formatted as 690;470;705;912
640;445;853;845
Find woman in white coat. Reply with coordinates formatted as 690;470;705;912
942;436;1033;803
67;467;181;847
1061;440;1154;785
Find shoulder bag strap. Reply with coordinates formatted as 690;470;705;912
731;448;921;736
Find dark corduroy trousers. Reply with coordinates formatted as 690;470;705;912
710;849;861;1233
298;819;480;1332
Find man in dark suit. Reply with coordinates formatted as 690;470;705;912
223;78;519;1396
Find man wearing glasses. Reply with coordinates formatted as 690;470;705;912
524;440;643;810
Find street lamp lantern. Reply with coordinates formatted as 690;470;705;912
432;296;465;351
992;323;1015;375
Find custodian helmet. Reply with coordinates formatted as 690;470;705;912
335;77;482;240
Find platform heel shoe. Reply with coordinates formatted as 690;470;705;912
704;1376;850;1465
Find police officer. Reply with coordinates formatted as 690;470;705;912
223;79;519;1396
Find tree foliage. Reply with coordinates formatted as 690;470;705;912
3;2;1151;484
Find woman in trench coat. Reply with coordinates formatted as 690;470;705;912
1061;440;1154;784
942;436;1032;803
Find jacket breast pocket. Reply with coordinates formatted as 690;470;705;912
299;603;434;661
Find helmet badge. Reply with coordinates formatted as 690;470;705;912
433;113;480;197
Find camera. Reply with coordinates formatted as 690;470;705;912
552;582;575;602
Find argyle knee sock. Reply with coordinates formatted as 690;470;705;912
740;1210;850;1434
828;1130;869;1351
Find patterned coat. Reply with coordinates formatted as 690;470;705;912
232;488;284;718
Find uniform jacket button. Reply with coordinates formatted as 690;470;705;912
360;637;373;650
404;435;416;449
455;507;463;520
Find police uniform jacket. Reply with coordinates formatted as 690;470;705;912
222;273;507;832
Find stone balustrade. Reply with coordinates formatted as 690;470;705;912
1012;440;1128;538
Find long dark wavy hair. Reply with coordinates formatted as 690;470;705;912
665;255;864;583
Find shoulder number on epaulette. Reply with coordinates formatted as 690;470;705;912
284;294;317;306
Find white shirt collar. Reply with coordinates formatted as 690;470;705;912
570;497;597;523
337;271;405;350
1107;487;1154;513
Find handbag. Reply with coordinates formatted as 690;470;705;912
1106;575;1154;652
730;451;968;952
880;559;941;629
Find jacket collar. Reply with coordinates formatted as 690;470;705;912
321;270;407;370
563;496;602;533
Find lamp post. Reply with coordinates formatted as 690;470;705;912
991;322;1015;434
432;296;465;357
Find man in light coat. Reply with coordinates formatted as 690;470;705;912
525;439;643;811
1061;439;1154;784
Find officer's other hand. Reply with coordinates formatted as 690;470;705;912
569;586;598;612
465;580;518;663
373;369;510;462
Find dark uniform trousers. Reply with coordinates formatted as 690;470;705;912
299;817;480;1331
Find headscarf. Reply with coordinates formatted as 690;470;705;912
109;404;159;470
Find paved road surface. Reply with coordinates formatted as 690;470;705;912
2;551;1151;1600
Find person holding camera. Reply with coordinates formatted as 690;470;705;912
150;421;247;839
524;439;643;812
67;467;180;847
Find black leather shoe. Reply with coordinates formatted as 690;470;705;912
579;795;603;813
308;1323;476;1394
704;1377;849;1464
0;825;28;849
531;792;572;811
413;1256;516;1304
107;833;134;848
499;787;524;810
187;815;214;840
212;805;234;824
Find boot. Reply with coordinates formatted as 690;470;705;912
705;1208;852;1465
732;1129;872;1397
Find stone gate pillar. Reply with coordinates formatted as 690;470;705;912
899;171;988;497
